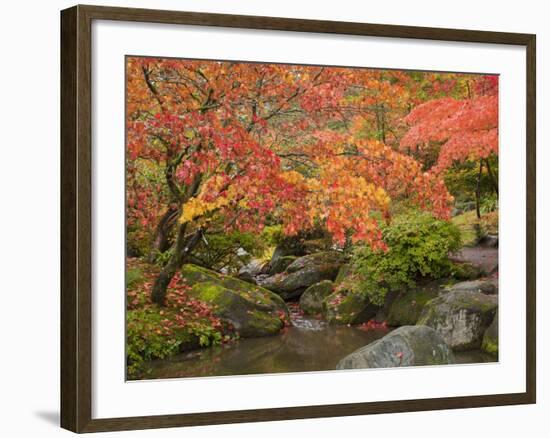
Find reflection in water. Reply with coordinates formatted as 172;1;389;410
139;311;496;380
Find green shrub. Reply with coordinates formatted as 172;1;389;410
349;211;462;305
261;225;285;247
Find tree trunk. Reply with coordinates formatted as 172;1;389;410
475;159;483;220
484;158;499;195
147;207;178;262
151;224;203;306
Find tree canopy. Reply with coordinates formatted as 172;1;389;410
125;57;497;304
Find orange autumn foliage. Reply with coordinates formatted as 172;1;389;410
126;57;455;250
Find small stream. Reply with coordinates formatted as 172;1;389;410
139;305;496;380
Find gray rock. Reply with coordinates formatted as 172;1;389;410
417;290;498;350
269;255;298;275
260;252;343;300
268;238;306;273
449;279;498;295
238;259;269;283
260;263;341;300
481;311;498;356
449;247;498;276
299;280;334;315
285;251;344;273
302;238;332;254
336;325;455;369
323;289;379;324
387;284;440;326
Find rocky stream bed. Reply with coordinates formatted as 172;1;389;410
137;239;499;379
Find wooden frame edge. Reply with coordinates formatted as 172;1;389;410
60;4;537;433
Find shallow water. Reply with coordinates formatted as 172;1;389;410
138;308;496;380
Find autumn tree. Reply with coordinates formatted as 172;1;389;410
400;75;498;217
126;58;453;305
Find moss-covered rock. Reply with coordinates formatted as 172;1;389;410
268;237;306;273
269;255;298;274
181;264;289;337
481;311;498;356
323;288;378;324
417;290;497;351
285;251;344;273
450;262;484;281
302;238;332;254
387;285;440;326
182;264;282;304
299;280;335;315
336;325;455;369
187;281;286;338
334;264;351;285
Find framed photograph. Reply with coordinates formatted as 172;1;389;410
60;4;536;433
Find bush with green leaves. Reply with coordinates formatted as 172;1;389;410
261;224;285;247
349;211;462;305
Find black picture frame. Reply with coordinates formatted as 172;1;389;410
61;4;536;433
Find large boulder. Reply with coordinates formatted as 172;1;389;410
448;279;498;295
336;326;455;369
323;289;378;325
417;290;498;350
302;238;332;254
260;252;344;300
285;251;344;273
481;311;498;356
181;264;289;338
268;237;306;273
299;280;334;315
450;247;498;275
269;255;298;275
267;232;332;274
387;284;440;326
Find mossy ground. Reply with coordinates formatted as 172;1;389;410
126;259;233;378
452;210;499;246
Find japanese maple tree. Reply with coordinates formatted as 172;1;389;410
126;57;453;305
400;75;499;216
